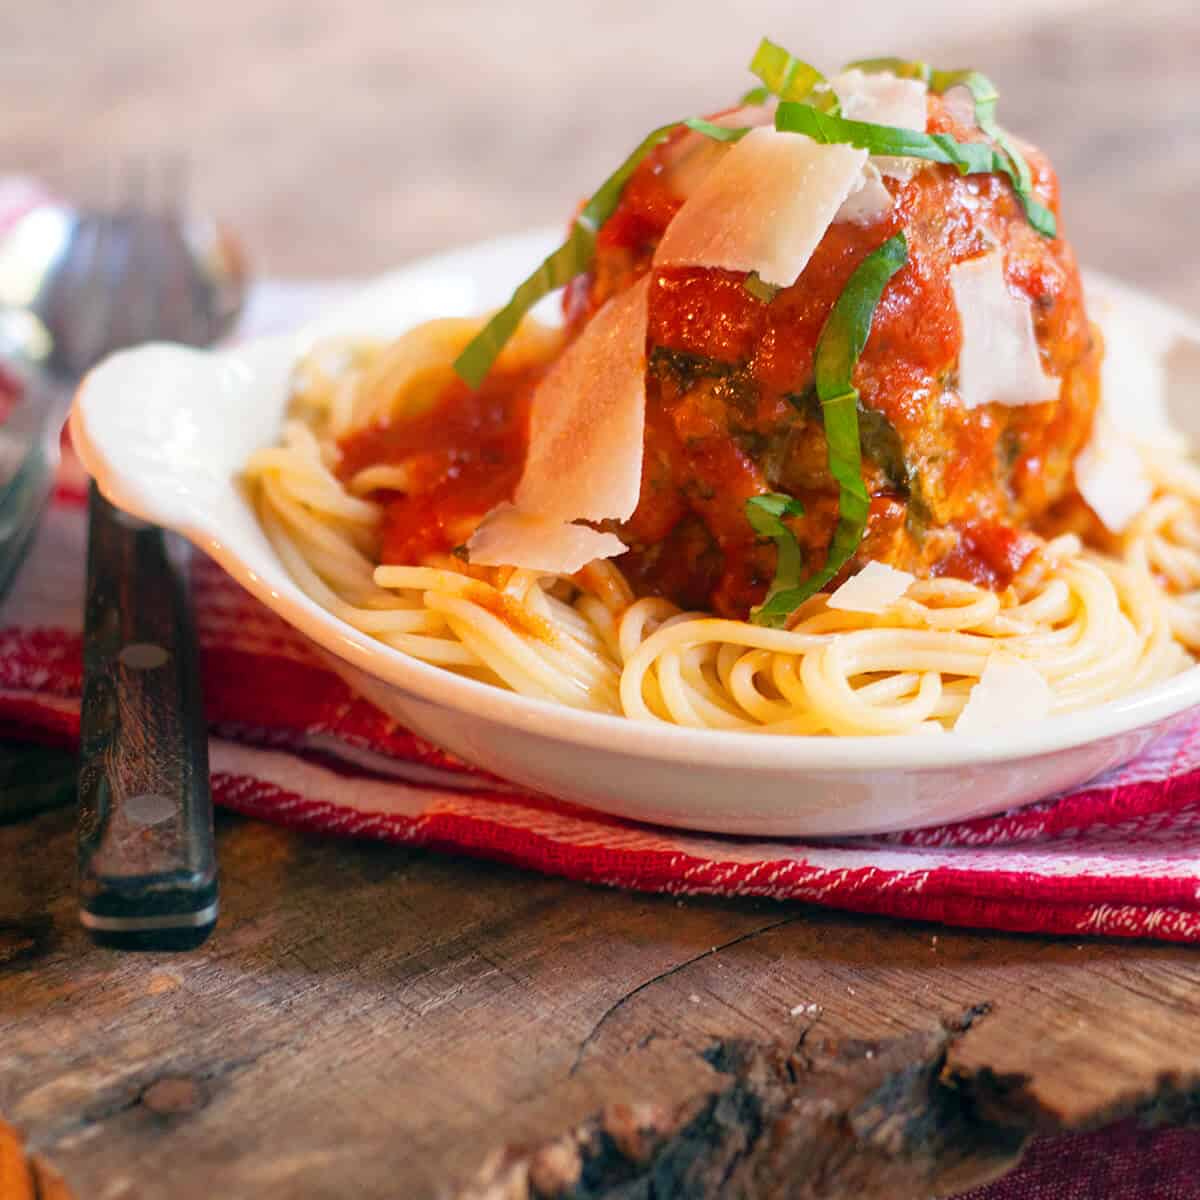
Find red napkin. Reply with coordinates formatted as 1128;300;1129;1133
958;1121;1200;1199
6;480;1200;944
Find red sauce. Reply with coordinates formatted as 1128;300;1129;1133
596;164;682;259
341;93;1099;618
933;521;1039;591
336;364;546;564
462;582;554;642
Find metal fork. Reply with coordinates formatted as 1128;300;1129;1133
29;163;246;950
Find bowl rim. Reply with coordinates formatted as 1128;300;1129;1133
71;228;1200;775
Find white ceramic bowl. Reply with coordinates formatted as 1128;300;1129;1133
70;229;1200;837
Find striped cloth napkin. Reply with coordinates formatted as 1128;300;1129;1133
4;181;1200;945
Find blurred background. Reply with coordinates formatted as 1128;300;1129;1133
3;0;1198;304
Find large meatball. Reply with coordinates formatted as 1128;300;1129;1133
564;94;1100;617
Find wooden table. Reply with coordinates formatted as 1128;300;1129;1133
4;1;1200;1196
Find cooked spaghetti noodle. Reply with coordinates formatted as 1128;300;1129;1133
243;321;1193;736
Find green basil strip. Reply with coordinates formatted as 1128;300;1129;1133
776;100;996;173
930;70;1055;237
748;38;840;113
739;84;771;106
844;58;1056;237
451;223;599;389
745;493;806;606
453;118;749;388
751;231;908;627
681;117;753;144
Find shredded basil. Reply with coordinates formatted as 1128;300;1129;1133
748;38;840;112
454;46;1054;387
745;494;807;606
681;117;753;144
453;118;749;389
750;231;908;627
450;229;594;390
845;58;1056;237
933;72;1055;236
777;101;993;172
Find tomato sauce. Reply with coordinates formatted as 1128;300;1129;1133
336;364;546;564
462;581;554;642
933;521;1039;591
339;93;1099;618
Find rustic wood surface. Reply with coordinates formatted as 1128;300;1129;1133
4;1;1200;1197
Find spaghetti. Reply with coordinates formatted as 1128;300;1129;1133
243;322;1193;736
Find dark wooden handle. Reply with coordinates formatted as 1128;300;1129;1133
78;483;217;950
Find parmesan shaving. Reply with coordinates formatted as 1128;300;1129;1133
954;655;1051;734
950;250;1059;410
1074;415;1153;534
831;68;928;181
826;561;915;613
1088;291;1175;445
516;274;650;524
1070;291;1164;533
663;104;775;199
941;86;979;131
836;163;893;225
467;274;650;574
466;504;627;574
654;128;867;287
832;68;928;131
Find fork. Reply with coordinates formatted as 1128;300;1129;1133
44;164;244;949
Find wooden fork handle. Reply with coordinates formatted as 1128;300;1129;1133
77;483;217;950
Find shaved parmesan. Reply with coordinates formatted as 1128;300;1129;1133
831;68;928;181
654;128;867;287
665;145;730;211
1074;415;1153;534
516;274;650;524
466;504;627;574
954;655;1051;735
1089;290;1174;444
1070;290;1166;534
836;162;893;225
832;69;928;131
663;104;775;200
826;561;915;613
940;85;979;131
467;275;649;574
950;251;1059;410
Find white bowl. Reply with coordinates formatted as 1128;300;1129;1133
69;229;1200;837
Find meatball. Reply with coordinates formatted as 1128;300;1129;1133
566;94;1100;618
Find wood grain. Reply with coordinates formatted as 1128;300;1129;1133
461;1018;1032;1199
4;0;1200;1196
3;807;1200;1199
